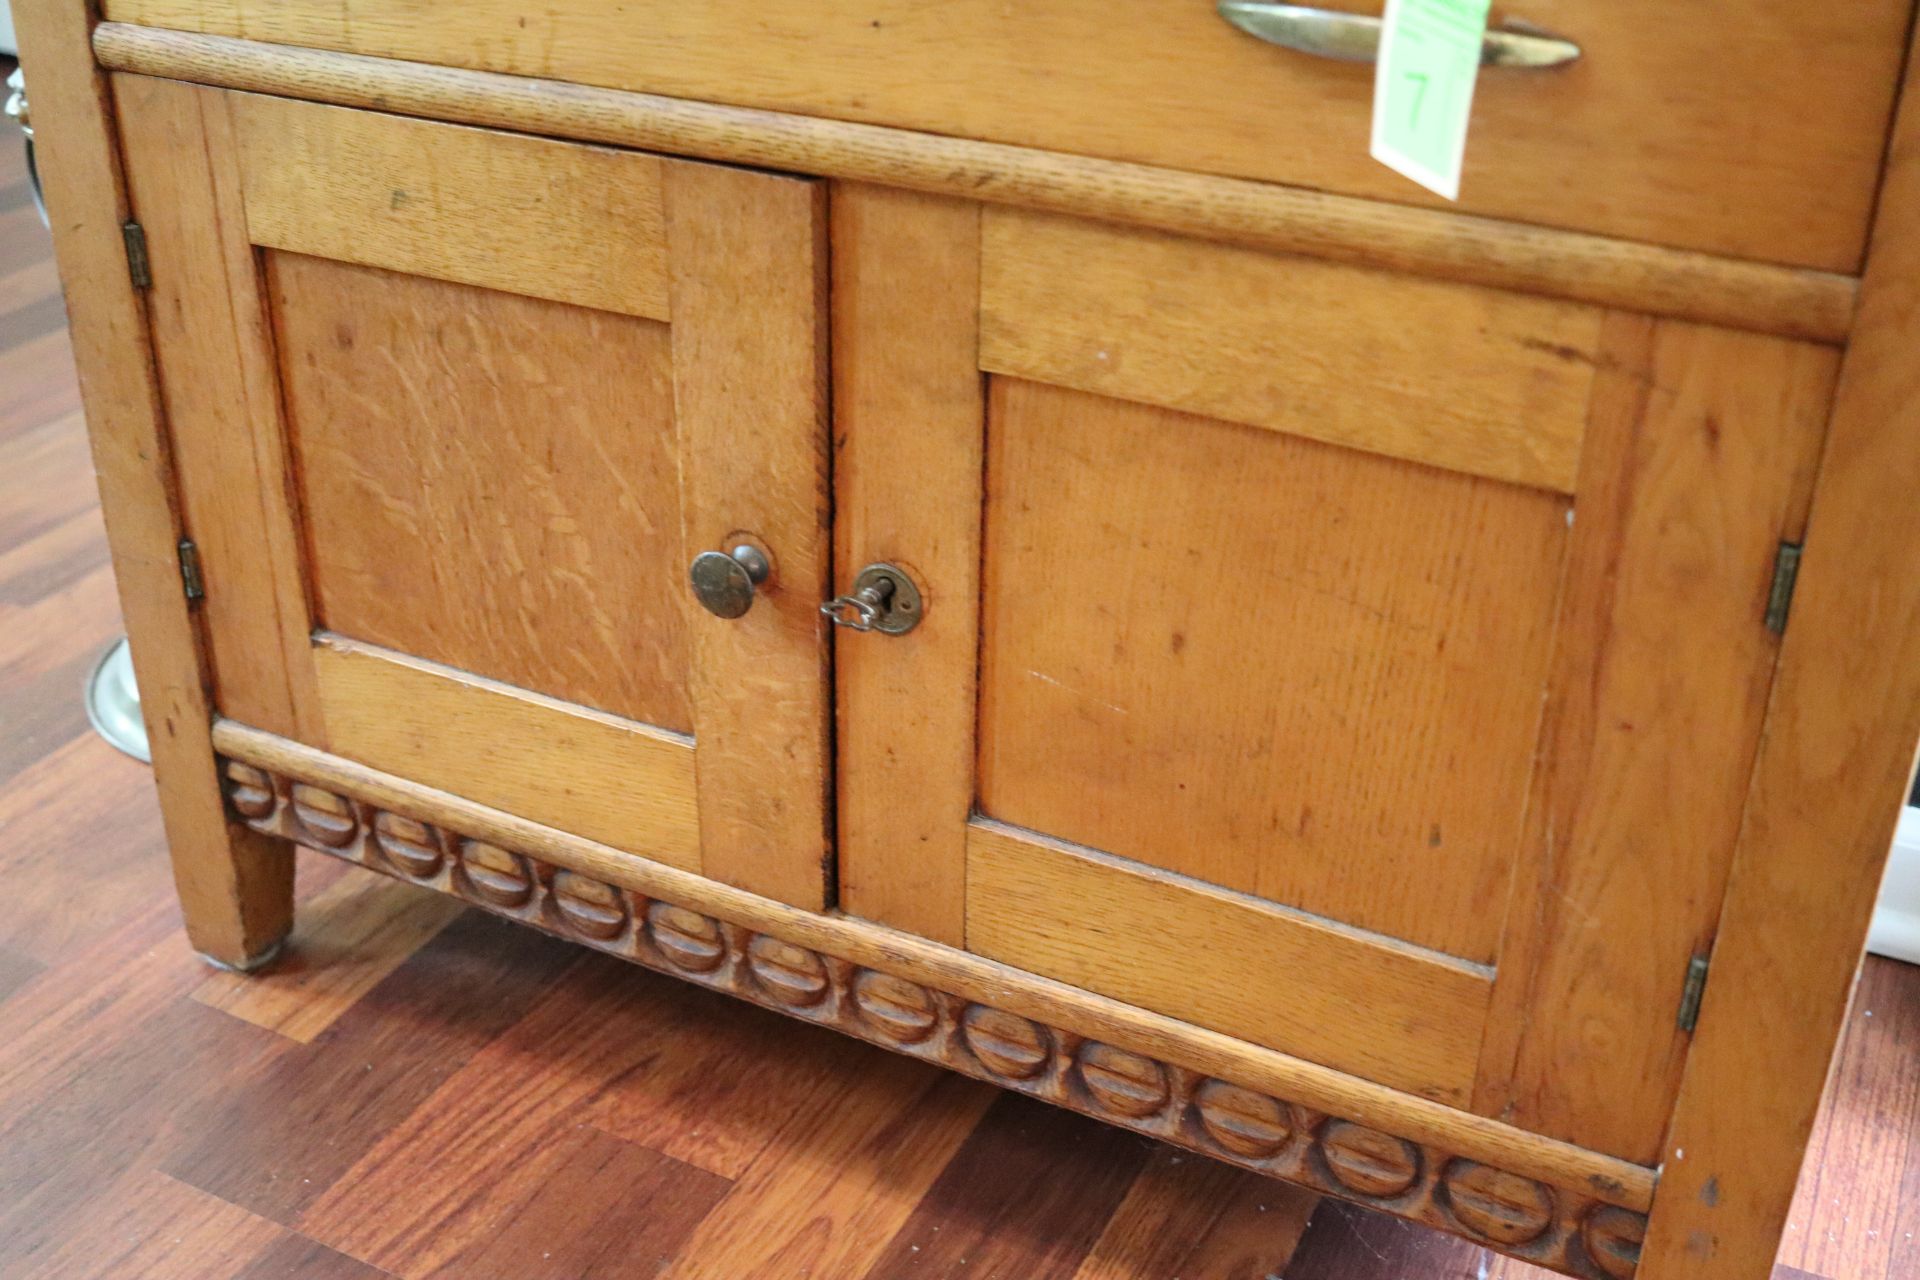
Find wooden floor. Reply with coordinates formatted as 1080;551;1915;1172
3;88;1918;1280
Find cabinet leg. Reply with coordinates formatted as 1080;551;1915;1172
161;772;295;971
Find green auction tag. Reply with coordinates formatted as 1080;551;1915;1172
1370;0;1491;200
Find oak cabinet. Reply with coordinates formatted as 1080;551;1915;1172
21;3;1920;1278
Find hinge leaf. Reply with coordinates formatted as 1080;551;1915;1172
177;537;205;603
1765;541;1803;635
122;219;151;290
1676;953;1711;1033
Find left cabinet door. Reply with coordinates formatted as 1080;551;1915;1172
116;77;834;908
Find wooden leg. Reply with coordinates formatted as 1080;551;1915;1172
163;757;294;971
12;1;295;970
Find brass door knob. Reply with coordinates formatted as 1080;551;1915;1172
689;544;771;619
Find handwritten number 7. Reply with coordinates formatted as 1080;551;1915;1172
1404;71;1430;128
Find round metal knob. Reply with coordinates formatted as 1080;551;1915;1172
689;544;771;619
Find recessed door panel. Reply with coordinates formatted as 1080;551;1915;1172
273;255;691;732
977;378;1568;962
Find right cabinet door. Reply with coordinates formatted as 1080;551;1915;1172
830;185;1838;1162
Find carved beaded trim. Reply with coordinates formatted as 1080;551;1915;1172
221;759;1645;1280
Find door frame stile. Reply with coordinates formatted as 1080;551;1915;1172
1639;24;1920;1278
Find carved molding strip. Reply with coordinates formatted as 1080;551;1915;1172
222;759;1644;1280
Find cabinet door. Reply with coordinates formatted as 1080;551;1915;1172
831;186;1836;1159
118;78;833;909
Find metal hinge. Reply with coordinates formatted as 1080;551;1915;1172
122;220;151;289
177;537;205;603
1764;541;1803;635
1676;954;1711;1033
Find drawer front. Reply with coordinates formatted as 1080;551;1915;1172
104;0;1912;270
833;187;1837;1160
118;80;836;909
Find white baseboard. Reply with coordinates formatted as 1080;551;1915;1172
1869;805;1920;964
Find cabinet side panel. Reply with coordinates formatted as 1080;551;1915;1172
1476;316;1838;1162
830;183;983;946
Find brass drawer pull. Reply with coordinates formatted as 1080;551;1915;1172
1217;2;1580;68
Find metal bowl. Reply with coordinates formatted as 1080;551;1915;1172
84;636;151;764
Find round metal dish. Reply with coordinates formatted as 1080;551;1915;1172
85;635;152;764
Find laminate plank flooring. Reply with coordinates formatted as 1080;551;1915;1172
0;71;1914;1279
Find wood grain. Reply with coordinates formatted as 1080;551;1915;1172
216;719;1656;1214
829;182;983;946
656;1062;991;1280
0;735;174;963
88;25;1862;345
664;159;832;910
565;954;889;1179
976;378;1567;962
192;868;463;1042
417;1125;730;1280
981;208;1601;492
311;635;700;869
6;115;1920;1277
0;330;83;445
161;910;581;1224
14;0;293;968
1473;318;1837;1162
1639;14;1920;1270
274;252;692;732
0;953;278;1266
1777;960;1920;1280
966;820;1493;1104
13;1169;286;1280
230;1236;389;1280
1069;1147;1320;1280
114;75;320;740
230;765;1641;1278
860;1092;1152;1279
300;966;730;1274
93;0;1911;271
233;90;669;319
